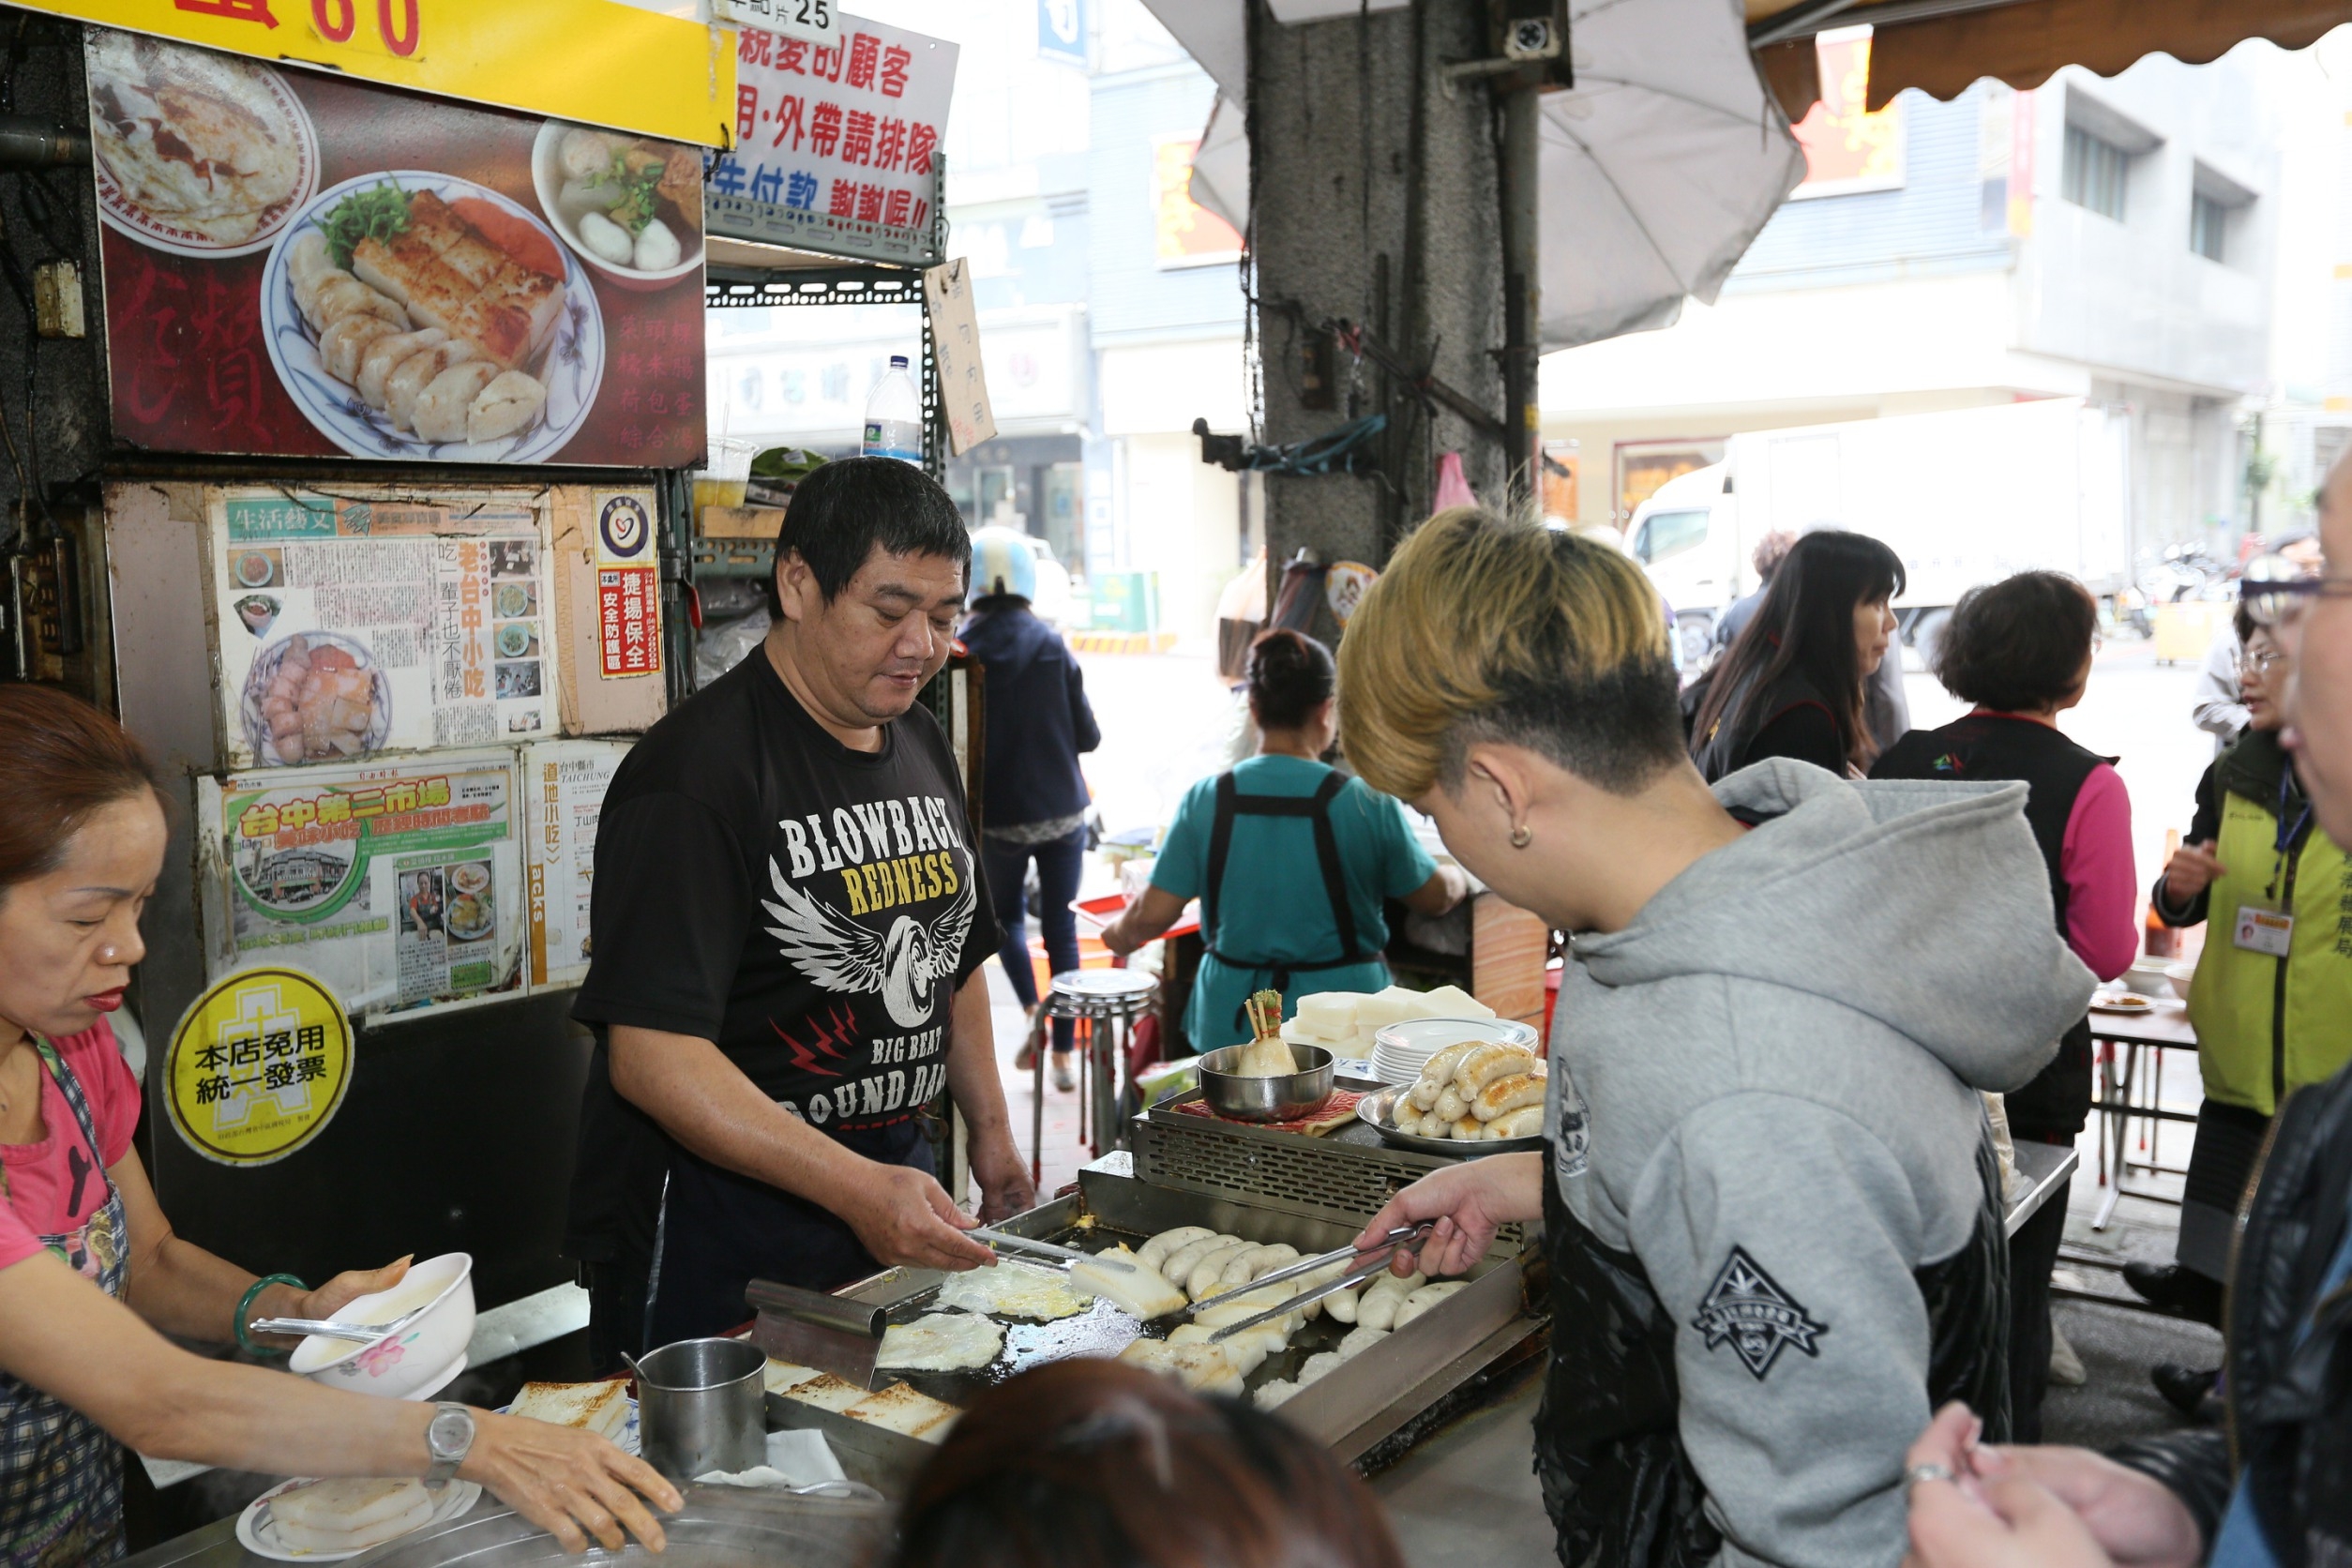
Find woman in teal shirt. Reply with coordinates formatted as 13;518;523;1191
1103;630;1468;1048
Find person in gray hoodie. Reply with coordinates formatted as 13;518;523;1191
1337;507;2094;1568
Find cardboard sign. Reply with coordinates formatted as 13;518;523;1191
924;259;996;457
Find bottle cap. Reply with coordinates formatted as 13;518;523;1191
890;354;909;368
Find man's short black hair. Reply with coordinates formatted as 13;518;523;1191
1932;570;2099;713
776;457;972;603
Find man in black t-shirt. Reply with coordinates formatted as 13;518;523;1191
567;459;1035;1364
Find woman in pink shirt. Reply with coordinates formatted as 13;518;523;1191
0;686;679;1560
1872;571;2134;1443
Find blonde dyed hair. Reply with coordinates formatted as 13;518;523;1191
1338;507;1676;802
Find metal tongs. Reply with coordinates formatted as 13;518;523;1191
249;1303;428;1347
968;1226;1137;1273
1198;1222;1437;1343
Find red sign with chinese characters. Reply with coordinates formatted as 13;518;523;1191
597;567;660;679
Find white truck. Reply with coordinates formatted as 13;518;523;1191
1629;398;2133;666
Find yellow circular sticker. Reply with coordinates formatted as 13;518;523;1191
164;968;354;1167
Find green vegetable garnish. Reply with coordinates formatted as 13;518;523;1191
320;179;412;270
588;152;663;237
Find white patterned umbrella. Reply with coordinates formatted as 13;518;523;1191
1145;0;1804;352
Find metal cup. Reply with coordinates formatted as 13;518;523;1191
635;1336;767;1483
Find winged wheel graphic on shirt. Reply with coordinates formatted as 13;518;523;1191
761;855;977;1029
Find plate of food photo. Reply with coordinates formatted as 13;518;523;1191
85;31;320;259
260;171;605;462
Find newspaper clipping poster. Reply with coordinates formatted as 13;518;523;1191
210;489;557;769
524;739;630;989
199;750;524;1018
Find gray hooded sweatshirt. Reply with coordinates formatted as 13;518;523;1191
1544;759;2096;1568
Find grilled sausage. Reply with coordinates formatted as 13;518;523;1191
1162;1233;1236;1283
1395;1281;1468;1329
1410;1043;1481;1109
1453;1043;1537;1094
1433;1086;1468;1123
1138;1227;1214;1274
1187;1243;1254;1300
1472;1071;1545;1122
1485;1106;1545;1139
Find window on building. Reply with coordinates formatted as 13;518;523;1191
1634;509;1710;565
2062;124;2130;221
2191;191;2227;262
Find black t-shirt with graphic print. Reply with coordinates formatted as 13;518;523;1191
565;647;998;1294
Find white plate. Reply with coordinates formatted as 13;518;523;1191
260;171;606;462
89;51;320;259
237;1478;481;1561
1356;1085;1545;1156
495;1395;641;1456
237;628;396;769
2089;994;2155;1014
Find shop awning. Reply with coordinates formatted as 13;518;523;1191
1750;0;2352;119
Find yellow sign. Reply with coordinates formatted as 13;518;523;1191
1791;26;1903;199
164;967;354;1167
1151;136;1242;269
10;0;736;147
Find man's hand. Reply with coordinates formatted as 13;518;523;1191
2161;839;2226;907
837;1161;997;1272
969;1132;1036;1223
1904;1405;2202;1568
1354;1151;1545;1279
1907;1472;2113;1568
460;1410;681;1555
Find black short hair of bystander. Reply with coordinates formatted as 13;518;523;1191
776;456;972;604
1931;570;2100;713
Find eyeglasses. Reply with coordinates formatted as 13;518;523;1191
2249;649;2288;672
2239;571;2352;626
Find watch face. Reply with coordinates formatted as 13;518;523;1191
429;1406;474;1458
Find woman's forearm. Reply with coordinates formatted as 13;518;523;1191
125;1233;289;1346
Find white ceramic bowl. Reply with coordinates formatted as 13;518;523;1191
2164;959;2198;1003
289;1252;475;1399
530;120;703;294
2123;957;2174;998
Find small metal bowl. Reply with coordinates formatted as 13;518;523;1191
1197;1043;1336;1122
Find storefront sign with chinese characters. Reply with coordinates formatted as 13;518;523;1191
708;13;957;265
24;0;730;146
714;0;841;44
198;751;523;1018
593;492;662;680
163;967;354;1167
209;490;555;768
524;739;630;988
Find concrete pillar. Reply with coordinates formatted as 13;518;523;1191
1245;0;1509;594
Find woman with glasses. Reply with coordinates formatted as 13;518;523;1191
2127;579;2352;1419
1870;570;2135;1443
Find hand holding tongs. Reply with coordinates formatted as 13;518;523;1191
967;1226;1137;1273
1198;1222;1436;1343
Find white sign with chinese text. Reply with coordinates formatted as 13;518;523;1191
196;750;524;1020
523;739;631;989
208;490;558;771
709;13;957;265
924;258;996;456
715;0;841;43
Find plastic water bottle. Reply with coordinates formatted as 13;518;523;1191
863;355;923;464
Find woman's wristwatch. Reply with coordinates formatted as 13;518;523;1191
425;1403;476;1486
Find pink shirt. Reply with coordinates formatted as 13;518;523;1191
0;1019;141;1273
2060;762;2137;982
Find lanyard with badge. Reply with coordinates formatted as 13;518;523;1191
2234;771;2312;957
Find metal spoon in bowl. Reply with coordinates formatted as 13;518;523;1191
249;1303;429;1347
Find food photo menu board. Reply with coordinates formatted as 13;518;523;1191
207;489;557;770
196;750;524;1019
87;26;706;466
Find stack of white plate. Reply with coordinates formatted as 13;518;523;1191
1369;1017;1540;1087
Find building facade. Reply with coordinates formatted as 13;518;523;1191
1541;39;2285;565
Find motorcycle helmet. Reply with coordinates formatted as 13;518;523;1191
970;525;1038;602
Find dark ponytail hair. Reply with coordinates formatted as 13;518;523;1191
1692;529;1906;772
1245;628;1335;730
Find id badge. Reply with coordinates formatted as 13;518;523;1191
2235;905;2294;957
